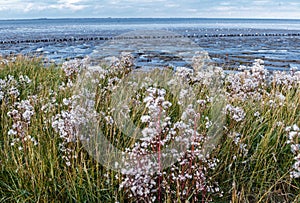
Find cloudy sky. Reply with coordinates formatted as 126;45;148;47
0;0;299;19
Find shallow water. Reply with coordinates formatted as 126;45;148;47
0;18;300;70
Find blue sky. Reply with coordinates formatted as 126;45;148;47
0;0;299;19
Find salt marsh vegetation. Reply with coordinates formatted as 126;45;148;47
0;55;299;202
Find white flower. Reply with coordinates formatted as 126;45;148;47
254;111;260;117
286;124;300;179
105;116;114;125
293;124;300;132
63;98;70;106
226;104;245;122
22;110;34;122
8;129;17;136
141;115;151;123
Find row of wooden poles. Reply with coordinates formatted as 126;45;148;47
1;32;300;45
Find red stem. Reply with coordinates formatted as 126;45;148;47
157;106;162;203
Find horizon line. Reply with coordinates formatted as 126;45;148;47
1;17;300;21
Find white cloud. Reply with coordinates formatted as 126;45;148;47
219;2;232;6
0;0;299;19
50;4;87;11
252;0;271;5
55;0;88;11
58;0;83;3
0;0;88;14
214;6;236;11
121;0;166;2
166;3;180;8
186;9;198;12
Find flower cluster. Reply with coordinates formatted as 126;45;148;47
225;104;246;122
226;59;300;105
52;65;99;166
61;57;90;87
107;53;134;77
40;89;58;114
167;105;222;202
286;124;300;179
230;132;248;158
0;75;31;103
7;99;37;150
62;58;89;78
18;75;32;85
120;87;172;202
119;83;222;202
52;93;98;166
226;60;269;102
272;68;300;89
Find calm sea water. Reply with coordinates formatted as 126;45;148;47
0;18;300;70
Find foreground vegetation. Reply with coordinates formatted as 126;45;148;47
0;55;299;202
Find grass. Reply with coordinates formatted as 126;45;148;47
0;56;299;202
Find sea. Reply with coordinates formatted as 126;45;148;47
0;18;300;70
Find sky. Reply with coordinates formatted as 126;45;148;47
0;0;299;19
